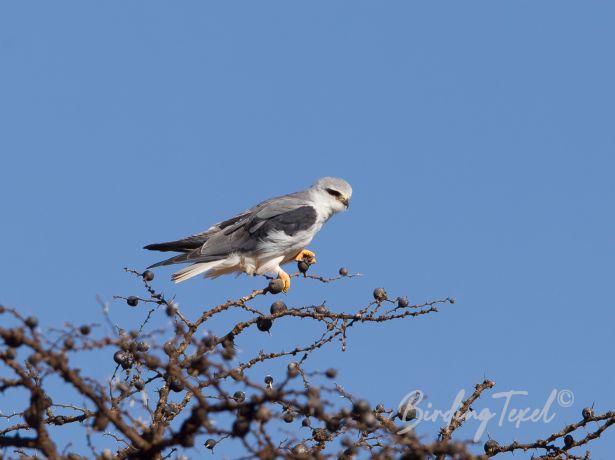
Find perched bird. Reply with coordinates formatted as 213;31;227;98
144;177;352;292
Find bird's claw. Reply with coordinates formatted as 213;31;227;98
278;271;291;293
294;249;317;265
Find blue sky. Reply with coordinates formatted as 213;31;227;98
1;2;614;458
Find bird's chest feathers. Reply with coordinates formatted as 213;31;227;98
260;228;316;256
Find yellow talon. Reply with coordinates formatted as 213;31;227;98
294;249;317;264
278;271;291;293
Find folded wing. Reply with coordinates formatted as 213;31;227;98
144;193;316;269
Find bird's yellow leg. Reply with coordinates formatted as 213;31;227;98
277;270;291;293
294;249;317;264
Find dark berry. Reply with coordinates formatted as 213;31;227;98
133;378;145;390
233;391;245;403
373;288;387;301
166;302;178;316
127;296;139;307
397;297;409;308
232;417;250;437
116;351;130;365
353;399;370;415
398;407;417;421
339;267;349;276
79;325;91;335
264;375;273;385
120;357;133;370
283;412;294;423
113;351;128;366
168;377;184;392
325;368;337;379
25;316;38;329
582;407;594;420
315;305;327;314
256;317;273;332
268;279;284;294
298;260;310;273
484;439;499;454
142;270;154;282
270;300;287;314
564;434;574;448
205;439;216;450
3;329;24;348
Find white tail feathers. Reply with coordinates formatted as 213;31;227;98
171;261;222;283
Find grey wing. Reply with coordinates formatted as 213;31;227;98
145;193;317;268
143;212;250;253
143;191;294;254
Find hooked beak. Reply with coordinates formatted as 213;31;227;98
340;196;350;208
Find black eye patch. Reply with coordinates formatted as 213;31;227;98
326;188;342;197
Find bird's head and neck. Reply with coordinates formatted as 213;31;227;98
309;177;353;220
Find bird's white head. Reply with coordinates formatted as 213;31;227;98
309;177;353;217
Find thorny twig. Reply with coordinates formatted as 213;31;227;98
0;265;612;459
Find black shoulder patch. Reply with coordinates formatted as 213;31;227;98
252;206;317;238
